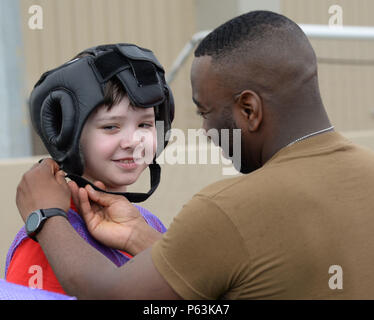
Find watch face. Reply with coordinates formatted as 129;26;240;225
26;211;41;233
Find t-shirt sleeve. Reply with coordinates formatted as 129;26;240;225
151;194;250;300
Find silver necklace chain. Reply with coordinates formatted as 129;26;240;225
286;126;335;148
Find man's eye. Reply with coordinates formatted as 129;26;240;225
196;110;208;119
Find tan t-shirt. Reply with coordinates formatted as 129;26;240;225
152;132;374;299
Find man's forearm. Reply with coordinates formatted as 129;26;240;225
36;216;119;299
36;216;174;300
126;221;163;255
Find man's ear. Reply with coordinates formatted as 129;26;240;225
235;90;263;132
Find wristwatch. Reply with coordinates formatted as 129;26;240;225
26;208;68;242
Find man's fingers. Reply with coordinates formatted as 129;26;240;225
68;181;80;210
39;158;60;175
93;181;106;191
78;187;94;223
85;184;123;207
23;158;57;185
30;162;40;170
68;180;79;194
17;158;71;219
55;170;68;186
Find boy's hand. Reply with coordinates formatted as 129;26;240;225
16;159;71;222
69;182;161;255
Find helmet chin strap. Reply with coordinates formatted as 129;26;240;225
66;160;161;203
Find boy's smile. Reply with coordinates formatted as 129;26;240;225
112;158;138;170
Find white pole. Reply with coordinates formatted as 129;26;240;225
0;0;32;158
300;24;374;40
166;31;210;83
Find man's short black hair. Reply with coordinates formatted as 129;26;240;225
194;11;300;59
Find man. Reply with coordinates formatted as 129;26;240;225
16;11;374;299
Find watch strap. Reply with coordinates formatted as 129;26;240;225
27;208;68;242
41;208;68;219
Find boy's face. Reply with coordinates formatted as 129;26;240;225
80;95;157;192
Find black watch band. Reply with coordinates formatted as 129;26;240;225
26;208;68;242
42;208;68;219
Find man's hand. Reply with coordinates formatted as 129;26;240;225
69;182;162;255
16;159;71;222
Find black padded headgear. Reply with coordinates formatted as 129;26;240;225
30;43;174;202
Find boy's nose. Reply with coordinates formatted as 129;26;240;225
119;130;142;150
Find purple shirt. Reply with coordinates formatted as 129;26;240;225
3;204;166;299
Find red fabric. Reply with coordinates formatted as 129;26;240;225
6;199;132;294
70;198;77;213
6;237;65;294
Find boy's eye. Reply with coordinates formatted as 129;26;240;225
102;125;119;131
139;123;154;128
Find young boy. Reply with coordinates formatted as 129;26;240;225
5;43;174;295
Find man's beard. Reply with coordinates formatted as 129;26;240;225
219;106;258;174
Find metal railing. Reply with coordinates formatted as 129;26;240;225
166;24;374;84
